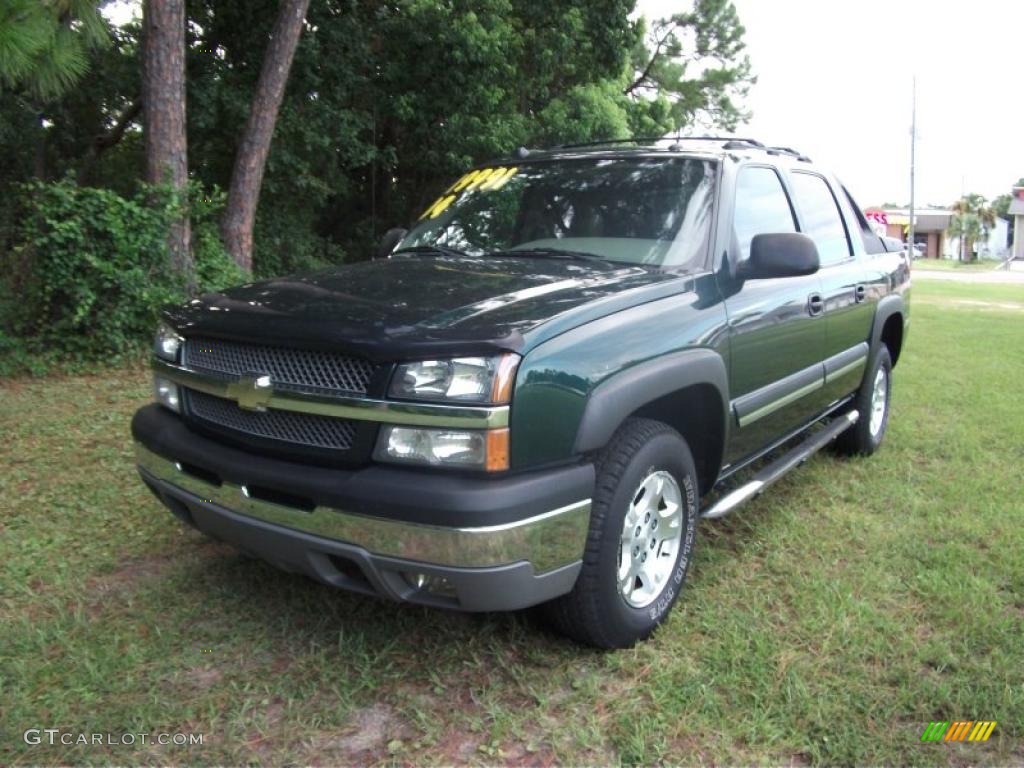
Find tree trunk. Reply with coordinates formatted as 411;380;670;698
221;0;311;273
143;0;194;292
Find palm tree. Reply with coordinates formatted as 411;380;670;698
949;194;996;261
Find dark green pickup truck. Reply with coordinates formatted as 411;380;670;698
133;137;910;648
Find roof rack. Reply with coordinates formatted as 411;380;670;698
765;145;812;162
553;136;766;150
519;136;812;163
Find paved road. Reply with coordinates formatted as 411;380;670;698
913;262;1024;284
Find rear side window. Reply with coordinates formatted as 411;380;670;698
789;172;852;265
842;185;887;255
733;167;797;261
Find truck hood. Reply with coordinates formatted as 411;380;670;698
164;253;693;361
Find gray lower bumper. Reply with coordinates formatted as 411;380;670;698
136;444;588;611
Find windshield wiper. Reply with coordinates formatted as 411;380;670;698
392;244;471;258
492;247;609;265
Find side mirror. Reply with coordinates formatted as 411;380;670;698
375;227;407;260
740;232;820;279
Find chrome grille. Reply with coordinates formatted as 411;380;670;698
184;337;376;395
187;390;356;451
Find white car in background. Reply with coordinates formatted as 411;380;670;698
904;242;925;259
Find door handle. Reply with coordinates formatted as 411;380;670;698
854;284;867;303
807;293;824;317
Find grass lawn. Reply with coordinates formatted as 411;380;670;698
911;258;1004;272
910;280;1024;310
2;280;1022;766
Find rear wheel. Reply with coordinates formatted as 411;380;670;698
543;418;698;648
834;346;892;456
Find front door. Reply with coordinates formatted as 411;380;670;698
722;165;826;465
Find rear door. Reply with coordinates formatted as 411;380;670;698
721;165;826;465
787;171;876;409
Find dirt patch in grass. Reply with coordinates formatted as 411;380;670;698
88;553;179;592
335;703;403;752
302;702;411;764
84;540;228;594
430;729;485;763
240;698;289;762
186;665;224;691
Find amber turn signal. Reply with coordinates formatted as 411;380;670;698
490;354;519;404
485;428;510;472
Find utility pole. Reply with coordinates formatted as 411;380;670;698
908;76;917;259
960;174;966;262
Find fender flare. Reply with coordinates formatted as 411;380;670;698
573;348;730;455
870;294;905;359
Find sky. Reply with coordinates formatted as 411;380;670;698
637;0;1024;208
102;1;137;27
106;0;1023;208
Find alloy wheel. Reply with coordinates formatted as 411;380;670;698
869;366;888;437
617;470;684;608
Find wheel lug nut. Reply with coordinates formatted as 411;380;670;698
641;552;647;562
644;512;650;523
650;538;656;549
635;526;642;537
652;519;658;530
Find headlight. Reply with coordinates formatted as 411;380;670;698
154;321;183;362
376;426;509;471
153;376;181;413
389;354;518;404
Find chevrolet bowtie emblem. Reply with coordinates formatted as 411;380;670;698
227;373;273;411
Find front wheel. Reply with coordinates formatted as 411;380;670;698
833;346;892;456
542;418;699;648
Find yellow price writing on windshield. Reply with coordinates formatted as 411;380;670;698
419;166;520;220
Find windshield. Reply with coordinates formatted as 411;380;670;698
399;157;717;268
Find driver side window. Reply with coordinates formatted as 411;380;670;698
733;167;797;262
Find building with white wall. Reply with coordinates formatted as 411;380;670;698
1009;186;1024;260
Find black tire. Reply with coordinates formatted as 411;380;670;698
542;418;699;649
833;345;892;456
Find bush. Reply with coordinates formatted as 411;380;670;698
0;178;242;369
252;206;339;279
190;185;247;288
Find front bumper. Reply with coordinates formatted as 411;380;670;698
132;405;593;611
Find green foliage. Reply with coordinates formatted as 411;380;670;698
189;184;247;287
991;180;1023;224
535;82;633;145
0;179;240;368
0;0;756;354
992;193;1010;218
992;192;1013;223
0;0;109;100
625;0;753;133
182;0;750;274
1;0;756;277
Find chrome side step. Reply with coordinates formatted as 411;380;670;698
701;410;859;520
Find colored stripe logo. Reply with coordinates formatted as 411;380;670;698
921;721;997;742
